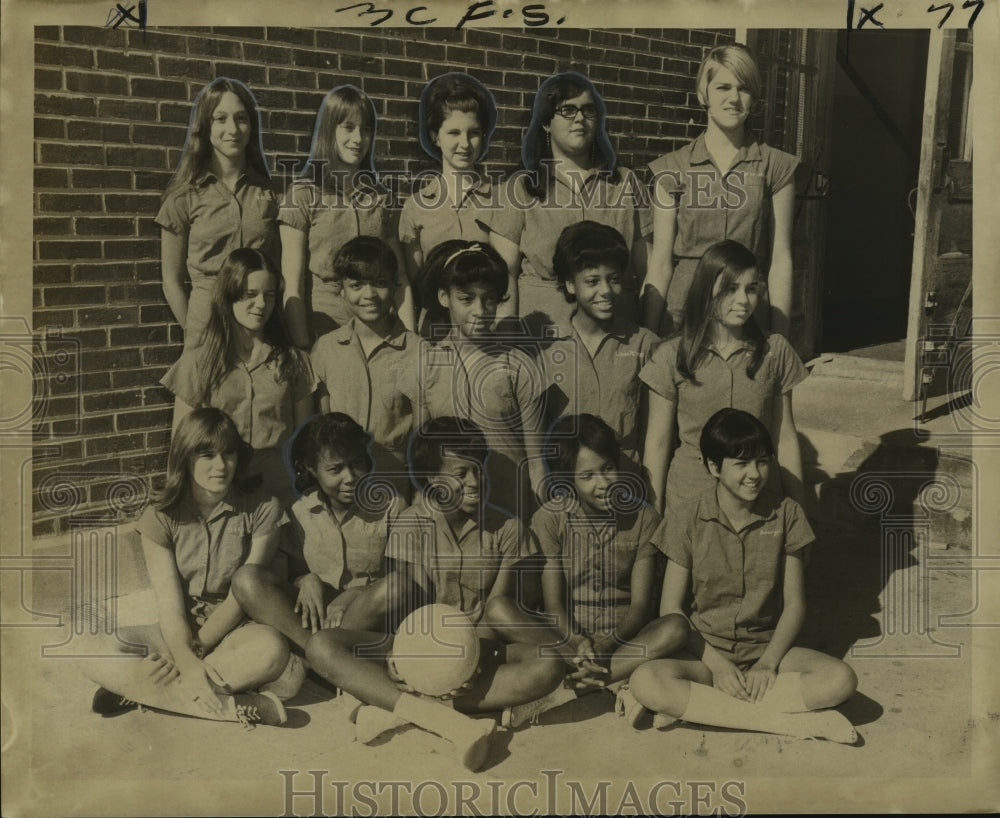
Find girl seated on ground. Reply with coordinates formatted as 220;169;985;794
85;408;294;727
624;408;858;742
231;411;405;649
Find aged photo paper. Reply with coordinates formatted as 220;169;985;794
2;0;999;814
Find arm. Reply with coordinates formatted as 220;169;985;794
293;392;315;430
197;528;282;650
643;391;677;515
402;239;424;314
745;552;806;702
280;224;311;349
641;193;678;332
540;557;605;683
773;391;807;510
767;183;796;338
388;236;416;332
161;228;190;331
491;231;520;321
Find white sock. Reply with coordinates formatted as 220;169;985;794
757;672;810;713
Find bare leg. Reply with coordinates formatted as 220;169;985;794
230;564;312;652
454;642;564;713
628;654;857;743
607;613;690;684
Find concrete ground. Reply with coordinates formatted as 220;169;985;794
3;355;998;815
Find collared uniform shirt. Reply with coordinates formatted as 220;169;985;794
418;333;545;517
489;168;647;334
659;485;813;664
646;136;799;269
162;344;316;453
385;495;537;621
285;489;403;590
532;499;661;638
398;172;501;257
541;313;661;468
639;332;807;517
278;179;398;336
136;487;286;601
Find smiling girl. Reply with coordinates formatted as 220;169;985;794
640;240;808;519
157;78;280;351
489;71;649;338
161;248;316;505
642;44;799;337
280;85;413;345
399;73;519;329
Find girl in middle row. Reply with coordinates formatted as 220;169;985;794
162;248;316;506
418;240;547;519
280;84;415;346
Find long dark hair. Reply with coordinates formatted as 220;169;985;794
521;71;618;200
165;78;269;197
676;240;767;382
198;248;307;403
154;408;250;511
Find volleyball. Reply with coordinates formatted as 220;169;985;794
389;604;481;697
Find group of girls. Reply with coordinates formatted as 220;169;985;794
80;42;858;768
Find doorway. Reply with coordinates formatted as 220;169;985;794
821;30;930;359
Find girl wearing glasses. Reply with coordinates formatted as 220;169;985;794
157;78;281;351
642;44;799;337
161;248;316;504
490;71;650;339
399;73;520;334
279;85;414;347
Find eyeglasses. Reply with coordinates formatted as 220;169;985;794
553;104;599;121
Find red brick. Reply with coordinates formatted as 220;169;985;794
361;76;406;98
316;30;363;52
34;118;65;140
35;68;62;90
136;260;161;282
39;143;104;166
158;101;193;125
243;42;294;64
42;285;105;307
255;89;295;109
73;261;135;283
116;407;172;432
465;29;502;49
142;386;174;406
105;239;159;261
78;306;140;327
130;77;187;100
404;40;447;60
100;98;157;120
106;146;167;168
35;26;60;41
34;218;73;236
86;432;146;457
36;94;97;117
157;55;214;81
142;345;184;366
112;366;169;388
65;71;129;95
265;27;316;46
268;111;316;133
183;36;243;59
95;49;156;73
37;240;104;261
72;169;133;189
132;123;188;146
125;29;190;55
64;121;130;144
268;66;319;88
74;218;135;237
502;34;540;54
107;282;161;303
145;429;172;449
33;308;75;328
122;452;169;475
215;63;267;85
35;42;93;68
53;415;114;436
290;49;338;70
107;191;164;210
140;304;174;324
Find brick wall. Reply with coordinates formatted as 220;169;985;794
32;25;738;536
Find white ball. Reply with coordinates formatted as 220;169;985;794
390;604;481;696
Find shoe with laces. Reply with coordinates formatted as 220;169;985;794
91;687;139;717
233;690;287;728
500;686;576;729
614;685;647;727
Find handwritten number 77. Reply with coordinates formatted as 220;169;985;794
927;0;984;28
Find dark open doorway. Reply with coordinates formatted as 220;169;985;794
821;30;929;359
